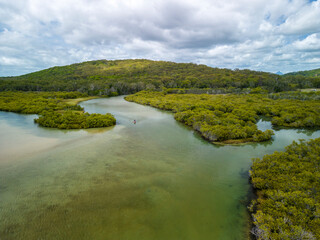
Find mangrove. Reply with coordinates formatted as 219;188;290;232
0;91;116;129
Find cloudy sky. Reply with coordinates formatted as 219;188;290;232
0;0;320;76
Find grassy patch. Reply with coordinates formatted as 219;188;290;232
300;88;320;92
63;96;98;106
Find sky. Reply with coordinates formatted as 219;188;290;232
0;0;320;76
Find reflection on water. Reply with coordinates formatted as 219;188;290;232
0;96;319;240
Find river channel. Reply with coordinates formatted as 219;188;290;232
0;96;319;240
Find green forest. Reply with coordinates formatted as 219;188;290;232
1;59;320;95
0;91;116;129
250;138;320;239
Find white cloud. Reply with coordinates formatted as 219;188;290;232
0;0;319;76
0;57;26;66
293;34;320;51
278;0;320;35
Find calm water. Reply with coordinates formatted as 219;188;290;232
0;96;319;240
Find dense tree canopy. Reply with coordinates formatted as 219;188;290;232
250;138;320;239
285;68;320;77
268;91;320;101
35;111;116;129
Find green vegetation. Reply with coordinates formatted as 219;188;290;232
0;91;116;129
0;91;87;114
1;59;320;95
249;138;320;239
285;68;320;77
268;90;320;100
34;111;116;129
125;91;320;143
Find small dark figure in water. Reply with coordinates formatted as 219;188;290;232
133;120;136;124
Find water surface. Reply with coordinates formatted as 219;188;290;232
1;96;319;240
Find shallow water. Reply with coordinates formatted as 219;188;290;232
0;96;319;240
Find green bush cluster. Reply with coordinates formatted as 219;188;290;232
126;91;320;143
265;102;320;128
250;138;320;239
34;111;116;129
269;91;320;101
0;91;116;129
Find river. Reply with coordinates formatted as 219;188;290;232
0;96;319;240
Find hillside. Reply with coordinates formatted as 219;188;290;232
0;59;319;95
285;68;320;77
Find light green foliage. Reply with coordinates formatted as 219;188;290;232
1;59;319;94
0;91;116;129
250;138;320;239
0;91;87;114
34;111;116;129
269;91;320;100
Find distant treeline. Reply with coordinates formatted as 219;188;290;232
1;59;320;95
285;68;320;77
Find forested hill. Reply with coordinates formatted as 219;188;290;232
285;68;320;77
0;59;319;95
